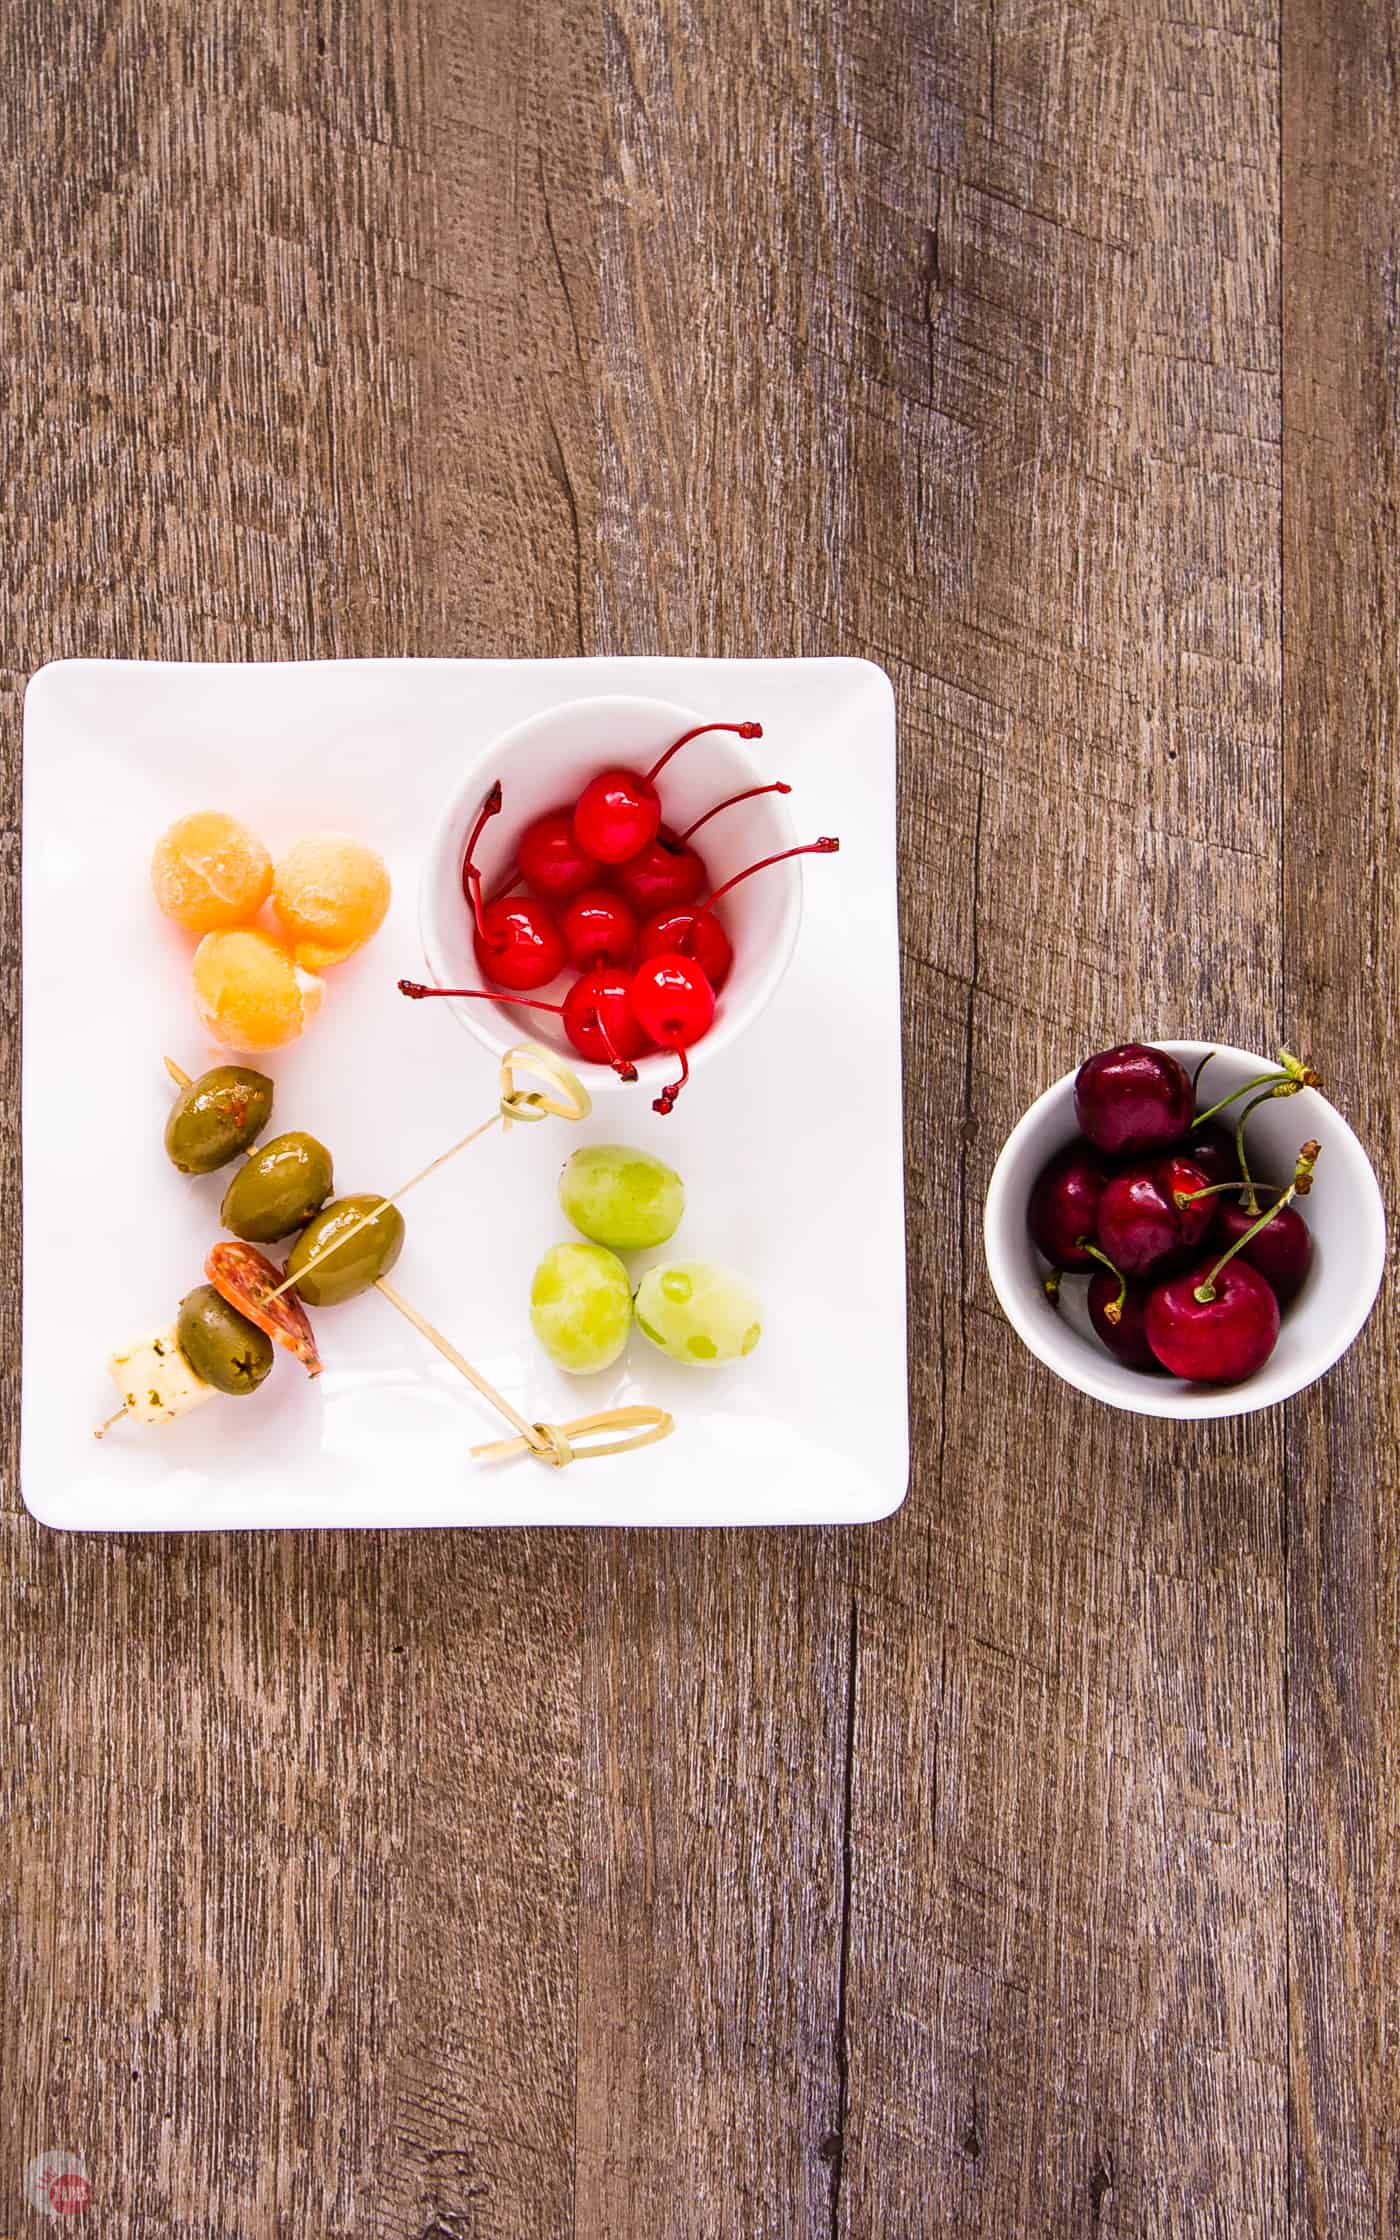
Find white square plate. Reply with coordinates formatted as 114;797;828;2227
22;658;907;1530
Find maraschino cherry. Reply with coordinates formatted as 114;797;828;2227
398;969;647;1081
463;784;565;990
629;953;717;1114
561;887;638;971
640;837;840;994
572;722;763;866
1027;1143;1108;1270
613;781;792;915
516;809;599;901
1074;1043;1194;1157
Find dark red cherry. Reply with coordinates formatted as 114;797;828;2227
1074;1043;1194;1157
638;904;733;991
1188;1123;1243;1188
517;809;600;901
561;887;638;970
1215;1199;1312;1303
1095;1154;1215;1275
1027;1143;1108;1270
1087;1272;1158;1368
473;895;565;991
1145;1258;1281;1382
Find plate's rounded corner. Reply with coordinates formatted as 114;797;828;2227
860;1468;909;1524
828;656;896;717
17;1476;73;1533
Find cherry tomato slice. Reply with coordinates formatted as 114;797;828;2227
205;1241;323;1378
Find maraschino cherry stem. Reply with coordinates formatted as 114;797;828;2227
697;836;839;911
644;721;763;786
676;781;791;844
463;782;504;945
398;980;637;1081
653;1044;690;1116
1192;1140;1320;1302
1078;1239;1127;1322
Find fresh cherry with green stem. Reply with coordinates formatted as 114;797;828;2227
1073;1043;1195;1157
1144;1140;1319;1380
613;781;792;917
1095;1152;1216;1275
637;836;841;993
462;783;567;991
398;969;648;1081
572;720;764;866
1087;1269;1158;1368
1027;1142;1109;1270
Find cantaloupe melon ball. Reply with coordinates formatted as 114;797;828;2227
271;833;391;969
151;811;273;932
192;928;325;1053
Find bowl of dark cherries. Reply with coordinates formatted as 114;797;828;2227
984;1040;1385;1416
410;695;838;1115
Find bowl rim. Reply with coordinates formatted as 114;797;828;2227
982;1037;1387;1419
416;690;803;1093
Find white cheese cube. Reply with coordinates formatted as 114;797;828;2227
108;1326;214;1426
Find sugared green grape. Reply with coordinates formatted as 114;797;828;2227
633;1261;763;1368
558;1144;685;1251
530;1242;633;1373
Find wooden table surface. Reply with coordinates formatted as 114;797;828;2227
2;1;1395;2233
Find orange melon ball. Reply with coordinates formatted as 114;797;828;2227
271;833;391;970
151;811;273;932
191;929;325;1053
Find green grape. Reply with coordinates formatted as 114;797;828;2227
633;1261;763;1368
558;1144;685;1252
530;1242;633;1374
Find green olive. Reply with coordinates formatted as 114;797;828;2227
221;1131;334;1242
176;1285;275;1396
287;1194;405;1306
164;1066;274;1175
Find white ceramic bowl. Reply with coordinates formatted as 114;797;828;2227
983;1040;1386;1418
419;693;801;1095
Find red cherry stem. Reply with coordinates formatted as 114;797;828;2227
397;978;637;1083
1174;1175;1290;1207
1043;1270;1062;1308
676;781;791;844
1192;1050;1216;1096
1078;1239;1127;1323
653;1044;690;1116
1233;1088;1279;1214
1192;1140;1320;1302
644;721;763;786
697;836;839;912
400;979;560;1015
463;782;504;945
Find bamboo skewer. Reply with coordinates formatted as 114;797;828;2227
108;1041;677;1470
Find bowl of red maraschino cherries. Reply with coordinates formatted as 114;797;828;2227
409;695;838;1112
984;1040;1385;1418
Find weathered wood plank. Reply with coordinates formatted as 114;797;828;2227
1283;2;1399;2230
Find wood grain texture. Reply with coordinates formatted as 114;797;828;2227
1283;2;1399;2231
0;0;1393;2233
